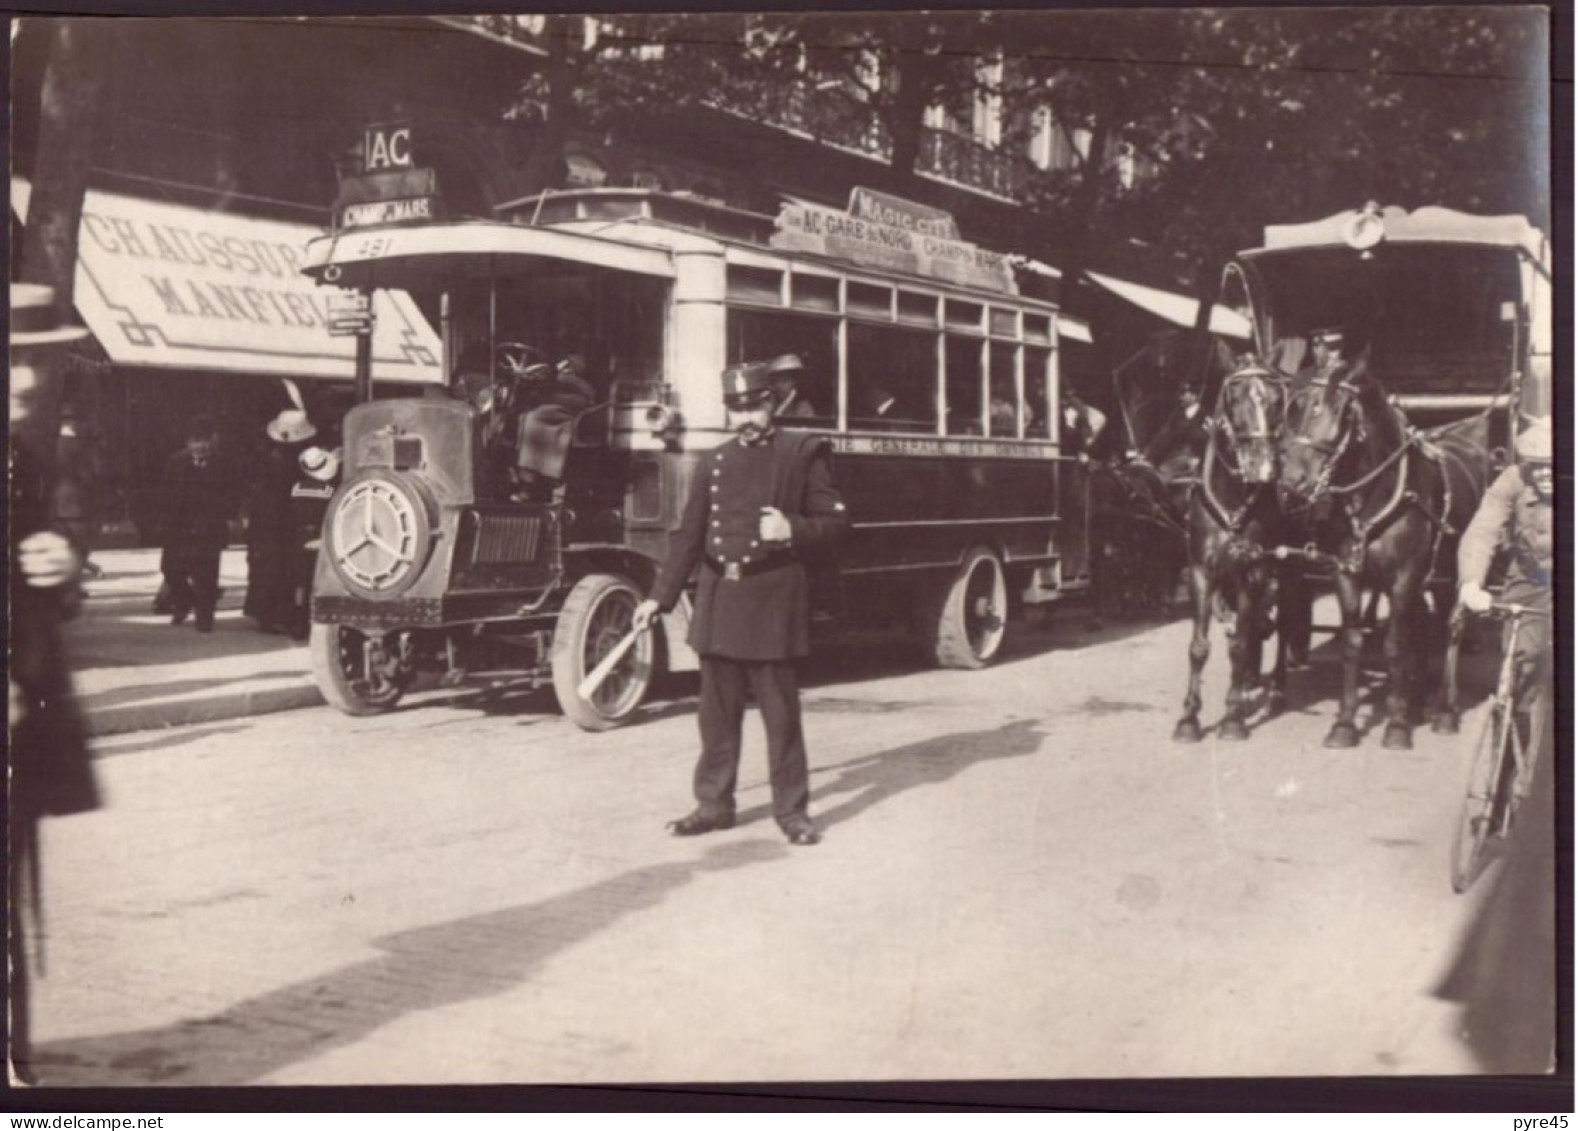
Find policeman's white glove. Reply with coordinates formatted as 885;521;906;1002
1458;580;1493;614
759;506;792;543
632;599;661;632
18;530;80;589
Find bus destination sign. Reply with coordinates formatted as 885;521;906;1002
772;188;1014;294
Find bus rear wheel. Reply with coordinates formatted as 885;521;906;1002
922;546;1008;669
310;623;410;715
551;572;657;731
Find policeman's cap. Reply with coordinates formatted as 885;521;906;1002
1516;416;1552;463
721;361;775;409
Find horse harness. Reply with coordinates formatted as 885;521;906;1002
1283;376;1461;575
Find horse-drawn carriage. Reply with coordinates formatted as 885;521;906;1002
1085;333;1216;621
1173;203;1551;748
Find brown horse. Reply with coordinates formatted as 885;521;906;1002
1174;362;1304;743
1277;364;1491;748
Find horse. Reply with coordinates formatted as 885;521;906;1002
1276;363;1491;748
1174;361;1304;743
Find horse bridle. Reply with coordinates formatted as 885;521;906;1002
1211;367;1286;477
1282;374;1366;505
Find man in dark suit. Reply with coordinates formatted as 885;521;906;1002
634;360;847;846
157;414;238;633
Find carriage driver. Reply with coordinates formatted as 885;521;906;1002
633;359;848;846
1457;416;1554;736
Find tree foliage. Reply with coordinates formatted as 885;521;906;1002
485;8;1545;290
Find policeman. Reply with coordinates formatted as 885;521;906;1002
634;359;847;845
1458;416;1554;728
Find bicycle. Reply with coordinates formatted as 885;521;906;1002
1449;601;1551;893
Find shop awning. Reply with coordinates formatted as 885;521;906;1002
1057;314;1093;344
1085;270;1252;340
12;180;442;383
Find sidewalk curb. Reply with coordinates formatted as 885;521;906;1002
86;683;327;738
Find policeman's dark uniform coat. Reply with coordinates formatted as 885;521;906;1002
648;365;847;823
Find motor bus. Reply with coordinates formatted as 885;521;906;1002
1218;202;1551;443
300;186;1093;728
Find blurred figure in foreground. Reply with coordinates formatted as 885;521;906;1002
8;284;103;1085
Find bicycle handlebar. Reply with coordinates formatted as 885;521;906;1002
1474;602;1550;619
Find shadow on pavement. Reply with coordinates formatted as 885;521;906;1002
28;839;786;1087
1432;717;1560;1074
758;717;1046;834
92;724;256;758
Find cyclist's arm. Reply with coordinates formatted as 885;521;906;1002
1457;465;1520;589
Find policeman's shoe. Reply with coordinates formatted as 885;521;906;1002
169;608;190;626
778;814;822;847
194;612;215;634
666;809;735;837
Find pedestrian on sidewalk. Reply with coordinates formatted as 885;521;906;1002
8;284;103;1086
633;358;847;846
244;408;317;636
155;414;240;633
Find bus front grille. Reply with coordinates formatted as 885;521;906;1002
472;514;544;564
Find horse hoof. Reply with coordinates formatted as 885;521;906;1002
1219;718;1249;742
1382;724;1413;751
1173;719;1203;744
1323;723;1360;749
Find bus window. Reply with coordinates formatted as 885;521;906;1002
725;308;837;426
848;323;939;433
988;342;1019;438
945;336;985;436
1025;347;1052;438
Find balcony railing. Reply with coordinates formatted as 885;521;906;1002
715;81;1036;202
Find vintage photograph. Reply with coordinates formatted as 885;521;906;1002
7;5;1560;1103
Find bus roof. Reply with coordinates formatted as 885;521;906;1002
307;188;1063;314
1248;204;1548;264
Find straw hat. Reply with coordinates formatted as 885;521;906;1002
266;408;318;444
11;283;89;347
299;445;341;482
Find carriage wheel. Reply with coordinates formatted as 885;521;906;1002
923;546;1008;670
1450;704;1512;893
551;573;657;731
310;623;409;716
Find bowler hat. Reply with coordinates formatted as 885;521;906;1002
267;408;318;444
721;361;775;408
10;283;89;347
1310;326;1345;347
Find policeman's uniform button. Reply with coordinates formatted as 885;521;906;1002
750;539;759;547
743;554;752;563
713;537;722;545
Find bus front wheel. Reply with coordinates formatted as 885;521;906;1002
310;623;409;715
921;546;1008;669
551;573;658;731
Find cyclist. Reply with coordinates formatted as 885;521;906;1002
1457;415;1553;745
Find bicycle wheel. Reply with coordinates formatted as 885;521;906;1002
1451;703;1511;893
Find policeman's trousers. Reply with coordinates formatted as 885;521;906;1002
693;656;810;821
